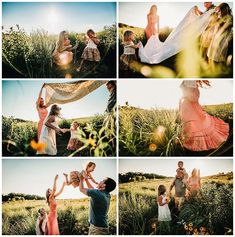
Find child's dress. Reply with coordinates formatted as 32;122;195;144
120;42;137;70
81;39;101;62
67;129;81;151
158;194;172;221
179;86;229;151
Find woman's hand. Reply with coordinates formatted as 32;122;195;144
55;174;59;180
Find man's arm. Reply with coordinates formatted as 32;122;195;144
79;176;89;196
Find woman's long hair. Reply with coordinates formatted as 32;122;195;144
57;31;67;51
46;188;51;206
49;104;61;116
149;5;157;15
196;80;211;88
218;3;232;17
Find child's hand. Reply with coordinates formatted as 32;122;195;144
136;42;141;48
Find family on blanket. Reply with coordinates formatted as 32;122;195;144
157;161;201;224
36;81;116;156
36;162;116;235
52;29;100;72
120;2;232;70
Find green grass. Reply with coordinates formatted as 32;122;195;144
2;113;116;157
119;103;233;157
2;25;116;78
2;196;116;235
119;173;233;235
118;23;233;78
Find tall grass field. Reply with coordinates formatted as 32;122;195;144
2;196;116;235
119;103;233;156
119;172;233;235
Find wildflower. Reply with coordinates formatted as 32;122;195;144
149;143;157;152
30;140;46;152
188;223;193;227
184;225;188;230
194;229;199;235
189;227;193;232
88;137;96;148
151;223;157;229
200;227;206;233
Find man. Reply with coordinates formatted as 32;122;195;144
169;172;187;210
105;81;116;113
79;175;116;235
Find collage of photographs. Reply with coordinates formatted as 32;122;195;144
1;1;234;236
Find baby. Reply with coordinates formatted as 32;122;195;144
35;208;48;235
63;162;98;189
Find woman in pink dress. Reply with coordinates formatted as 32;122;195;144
36;85;48;141
145;5;160;40
179;80;229;151
187;168;201;197
46;174;66;235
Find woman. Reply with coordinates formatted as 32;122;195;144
187;168;201;197
207;3;233;66
37;104;65;156
46;174;66;235
52;31;78;66
145;5;160;40
36;84;48;141
179;80;229;151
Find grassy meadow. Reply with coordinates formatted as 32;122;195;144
2;196;116;235
118;23;233;78
119;172;233;235
2;24;116;78
2;113;116;157
119;103;233;157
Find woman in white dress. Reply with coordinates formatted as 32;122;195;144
37;104;65;156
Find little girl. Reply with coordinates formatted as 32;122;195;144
35;208;48;235
77;29;101;72
67;121;81;151
63;162;98;189
120;30;140;71
157;185;171;222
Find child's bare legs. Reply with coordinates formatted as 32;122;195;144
76;59;84;72
63;173;70;185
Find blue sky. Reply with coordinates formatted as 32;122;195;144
3;159;117;199
119;80;233;110
119;159;233;177
119;2;233;28
2;80;110;121
2;2;116;34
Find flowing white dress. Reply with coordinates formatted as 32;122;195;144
139;8;215;64
37;118;59;156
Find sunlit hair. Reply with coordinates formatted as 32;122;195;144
158;185;166;197
123;30;134;42
86;161;96;171
69;171;80;187
71;120;79;129
149;5;157;14
87;29;95;38
192;168;199;177
218;3;232;17
46;188;51;206
49;104;61;116
57;31;68;51
196;80;211;88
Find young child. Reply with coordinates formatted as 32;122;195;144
77;29;101;72
157;185;172;222
35;208;48;235
120;30;140;71
63;162;98;189
173;161;188;188
66;121;81;151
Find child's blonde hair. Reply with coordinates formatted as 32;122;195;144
123;30;134;42
86;161;96;171
71;120;79;128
